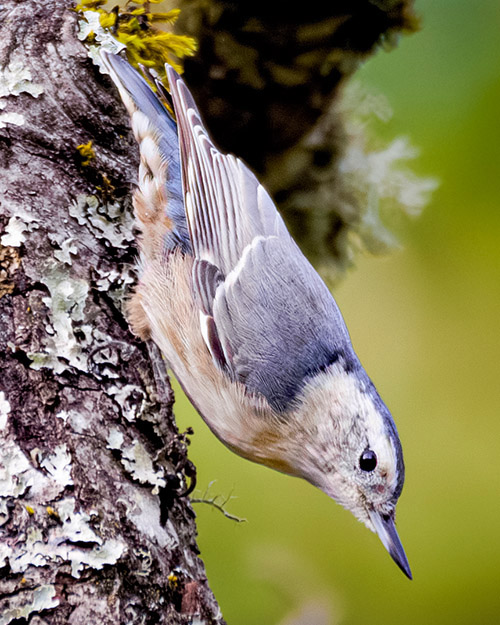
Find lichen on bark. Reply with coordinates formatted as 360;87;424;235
0;1;222;622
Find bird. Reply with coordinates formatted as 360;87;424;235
101;51;412;579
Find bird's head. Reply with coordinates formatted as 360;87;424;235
291;358;411;578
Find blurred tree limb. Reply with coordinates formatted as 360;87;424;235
175;0;425;277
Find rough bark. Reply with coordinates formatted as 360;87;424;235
0;2;222;623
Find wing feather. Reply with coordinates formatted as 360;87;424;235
166;67;288;274
212;236;355;412
166;66;355;412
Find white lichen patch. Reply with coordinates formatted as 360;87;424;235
0;210;39;246
0;584;59;625
94;266;136;305
23;204;133;379
56;410;69;423
38;445;73;488
29;267;89;374
53;237;78;265
0;58;44;130
124;488;179;549
69;194;135;249
56;409;90;434
107;384;146;422
0;391;10;430
0;443;43;525
71;538;125;578
0;110;25;129
0;59;44;99
55;498;102;544
1;498;125;579
68;410;90;434
0;437;71;526
106;428;124;450
0;216;28;246
0;441;32;500
121;441;166;493
78;10;126;72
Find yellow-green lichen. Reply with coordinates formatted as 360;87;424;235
76;140;96;166
167;571;179;588
76;0;197;78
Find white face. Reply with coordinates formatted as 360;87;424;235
294;364;403;528
327;424;401;528
283;361;411;577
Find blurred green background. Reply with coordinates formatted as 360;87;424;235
173;1;500;623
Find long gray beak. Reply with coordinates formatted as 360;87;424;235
369;509;412;579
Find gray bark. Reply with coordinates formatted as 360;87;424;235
0;2;222;623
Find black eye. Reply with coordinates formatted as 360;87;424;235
359;449;377;472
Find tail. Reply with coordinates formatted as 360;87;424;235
101;52;191;259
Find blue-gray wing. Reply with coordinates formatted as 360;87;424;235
166;66;354;413
166;66;289;274
212;235;354;412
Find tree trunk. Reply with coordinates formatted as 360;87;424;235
0;2;222;623
0;0;416;623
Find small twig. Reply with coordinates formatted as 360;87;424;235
191;482;246;523
190;497;246;523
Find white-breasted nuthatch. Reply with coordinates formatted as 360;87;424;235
101;52;411;579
